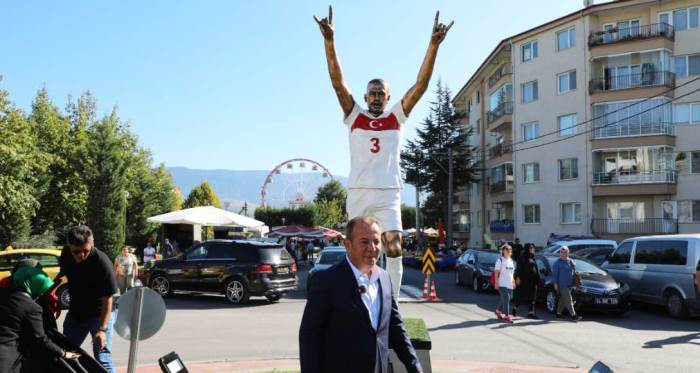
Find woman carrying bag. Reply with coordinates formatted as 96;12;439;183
114;245;139;295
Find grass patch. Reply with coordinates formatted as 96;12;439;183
403;318;430;342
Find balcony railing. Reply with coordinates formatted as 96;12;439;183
589;71;675;94
490;219;514;233
592;169;677;185
489;180;514;193
488;143;513;160
453;224;470;233
487;101;513;124
591;218;678;234
592;121;675;139
588;23;674;47
488;65;512;88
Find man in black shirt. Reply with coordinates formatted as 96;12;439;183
58;225;118;373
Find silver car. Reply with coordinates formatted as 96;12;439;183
306;246;347;292
602;234;700;318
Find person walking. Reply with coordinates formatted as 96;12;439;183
552;246;582;321
114;245;138;295
58;225;119;373
513;243;541;319
494;244;516;323
0;267;79;373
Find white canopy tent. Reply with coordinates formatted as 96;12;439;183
147;206;269;241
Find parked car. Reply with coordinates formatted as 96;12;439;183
602;234;700;318
147;240;297;304
307;246;346;292
455;249;499;293
0;248;70;309
535;254;631;315
571;246;616;266
541;239;617;255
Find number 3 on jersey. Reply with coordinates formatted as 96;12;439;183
370;137;381;153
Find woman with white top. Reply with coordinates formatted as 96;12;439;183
114;245;139;295
494;244;516;323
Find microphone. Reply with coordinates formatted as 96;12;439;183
357;285;367;294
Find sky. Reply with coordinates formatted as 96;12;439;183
0;0;604;177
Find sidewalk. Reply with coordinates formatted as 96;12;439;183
118;358;586;372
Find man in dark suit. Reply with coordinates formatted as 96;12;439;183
299;216;423;373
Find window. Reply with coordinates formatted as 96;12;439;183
674;8;688;31
610;242;633;264
0;254;21;271
679;200;700;222
559;158;578;180
693;152;700;174
522;121;539;142
692;8;700;28
476;91;480;104
558;114;577;136
661;8;700;30
674;54;700;78
206;243;236;259
522;81;538;103
523;204;540;224
522;40;539;62
27;254;59;267
187;245;207;260
476;119;481;134
607;202;645;220
634;240;688;265
673;103;700;124
561;202;582;224
522;163;540;183
556;27;576;51
557;70;577;93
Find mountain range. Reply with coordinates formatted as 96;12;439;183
167;167;416;213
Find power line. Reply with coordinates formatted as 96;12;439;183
514;82;700;153
497;75;700;150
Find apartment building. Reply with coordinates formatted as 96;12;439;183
452;0;700;247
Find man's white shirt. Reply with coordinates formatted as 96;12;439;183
343;102;407;189
347;257;381;331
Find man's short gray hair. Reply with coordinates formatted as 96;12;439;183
346;216;382;240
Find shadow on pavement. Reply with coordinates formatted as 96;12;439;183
428;318;501;331
642;332;700;349
163;293;276;310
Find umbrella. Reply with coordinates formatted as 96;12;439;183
147;206;265;228
268;225;344;239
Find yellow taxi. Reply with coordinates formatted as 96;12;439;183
0;247;70;308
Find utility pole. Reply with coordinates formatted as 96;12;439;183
415;151;422;248
447;148;454;248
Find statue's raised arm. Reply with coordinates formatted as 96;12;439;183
314;5;355;117
401;11;454;116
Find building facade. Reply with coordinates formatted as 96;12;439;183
453;0;700;248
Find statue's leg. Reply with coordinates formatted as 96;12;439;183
382;230;403;298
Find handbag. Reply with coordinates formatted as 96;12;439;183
570;259;581;286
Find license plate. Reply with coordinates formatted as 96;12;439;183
595;297;618;305
276;267;289;274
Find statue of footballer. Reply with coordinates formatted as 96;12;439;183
314;6;453;297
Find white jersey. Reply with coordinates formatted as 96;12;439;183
343;102;407;189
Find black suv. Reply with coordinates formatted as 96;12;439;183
147;240;297;304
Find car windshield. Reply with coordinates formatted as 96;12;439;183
541;245;560;253
319;251;346;265
477;252;499;266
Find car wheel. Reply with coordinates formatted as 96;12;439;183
224;278;249;305
55;285;70;310
545;288;558;314
472;275;482;293
150;274;173;297
665;290;688;319
266;293;282;303
455;271;462;286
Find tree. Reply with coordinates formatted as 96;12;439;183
0;79;46;245
183;181;221;209
315;180;347;212
254;205;319;227
400;204;421;230
400;80;478;230
315;199;344;228
85;108;129;258
30;88;86;236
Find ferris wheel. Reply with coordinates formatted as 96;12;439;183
261;158;334;208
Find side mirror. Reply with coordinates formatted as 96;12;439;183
589;361;614;373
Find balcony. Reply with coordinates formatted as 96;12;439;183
488;143;513;161
589;71;675;94
591;218;678;235
489;180;513;194
588;23;674;48
490;219;514;233
592;170;676;185
592;122;674;139
487;101;513;126
488;65;512;89
453;223;470;233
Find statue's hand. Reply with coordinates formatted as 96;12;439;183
430;11;454;45
313;5;334;41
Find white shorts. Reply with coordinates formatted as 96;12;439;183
347;188;402;232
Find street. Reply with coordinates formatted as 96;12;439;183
77;265;700;373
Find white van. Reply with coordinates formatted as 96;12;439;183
602;234;700;318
